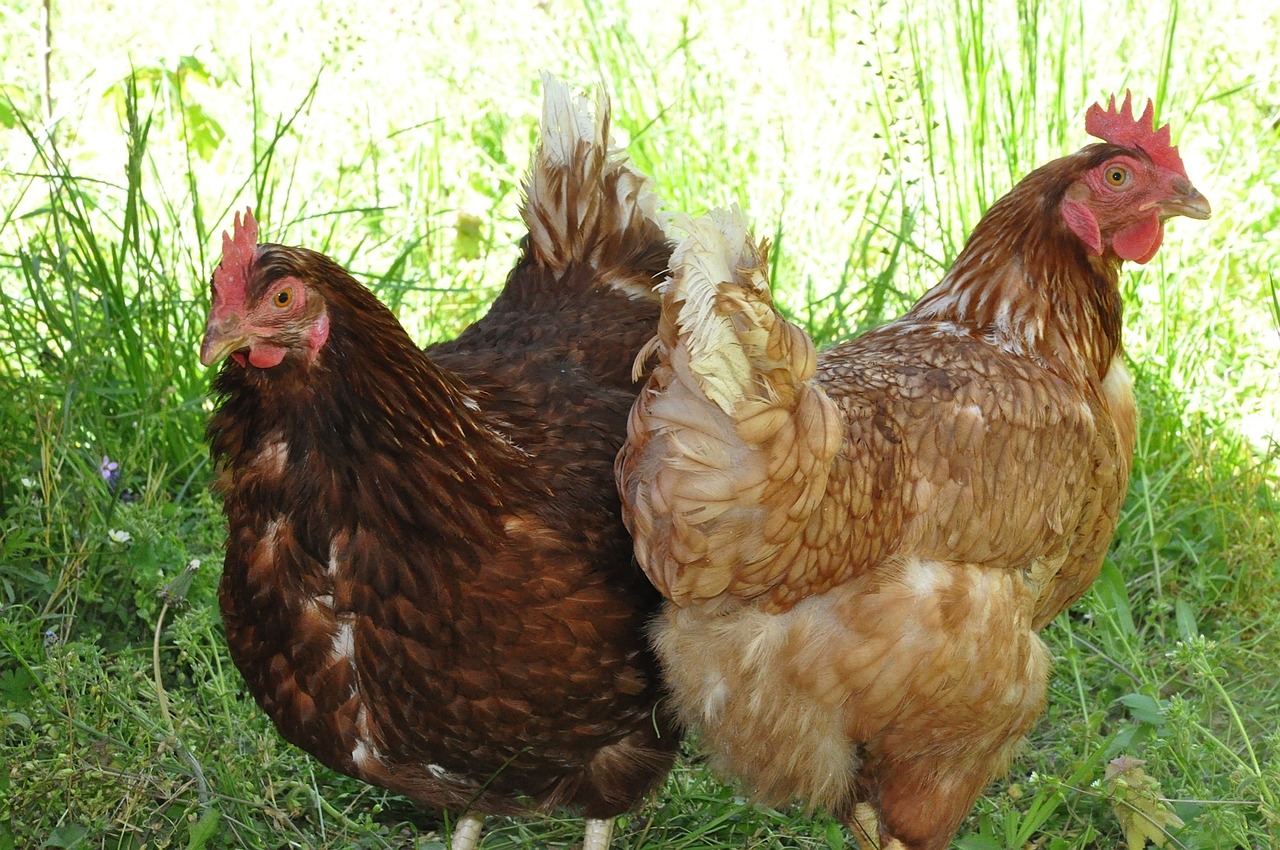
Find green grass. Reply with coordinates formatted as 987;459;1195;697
2;0;1278;847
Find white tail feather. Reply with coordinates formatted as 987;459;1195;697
522;73;667;299
538;73;597;170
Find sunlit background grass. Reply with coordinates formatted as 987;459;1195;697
1;0;1277;847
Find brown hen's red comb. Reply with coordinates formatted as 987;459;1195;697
212;208;259;310
1085;91;1187;178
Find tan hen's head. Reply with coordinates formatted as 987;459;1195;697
1060;92;1211;265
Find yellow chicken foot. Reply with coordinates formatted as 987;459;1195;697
850;803;881;849
847;805;908;849
583;817;615;850
450;812;484;850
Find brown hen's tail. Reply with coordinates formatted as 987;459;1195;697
520;73;669;301
618;208;843;610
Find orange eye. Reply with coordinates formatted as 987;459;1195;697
273;287;293;308
1104;165;1129;187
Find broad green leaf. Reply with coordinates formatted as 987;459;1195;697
1119;692;1168;727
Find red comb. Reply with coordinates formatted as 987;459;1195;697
211;208;259;312
1085;91;1187;178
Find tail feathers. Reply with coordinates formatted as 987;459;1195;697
521;73;669;300
619;208;844;610
659;208;817;413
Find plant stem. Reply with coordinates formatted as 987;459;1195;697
40;0;54;127
153;597;212;807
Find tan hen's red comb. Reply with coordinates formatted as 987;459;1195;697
212;208;259;311
1085;92;1187;179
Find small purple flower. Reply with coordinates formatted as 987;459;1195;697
100;455;120;492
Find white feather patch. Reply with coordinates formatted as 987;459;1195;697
327;538;341;577
262;516;285;557
352;738;381;770
331;620;354;666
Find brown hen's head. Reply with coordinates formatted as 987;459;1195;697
200;209;333;369
1061;92;1211;264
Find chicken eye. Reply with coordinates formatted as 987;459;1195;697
1104;165;1129;187
273;288;293;308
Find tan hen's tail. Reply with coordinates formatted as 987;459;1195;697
618;207;843;610
521;73;668;300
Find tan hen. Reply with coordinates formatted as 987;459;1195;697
617;94;1210;849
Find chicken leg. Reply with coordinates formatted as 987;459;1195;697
450;812;484;850
584;817;615;850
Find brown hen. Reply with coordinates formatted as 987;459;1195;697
617;94;1210;849
202;76;678;850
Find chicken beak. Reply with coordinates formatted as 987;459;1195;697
1159;182;1212;221
200;319;250;367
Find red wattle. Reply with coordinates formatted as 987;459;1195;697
248;344;287;368
1112;216;1164;264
